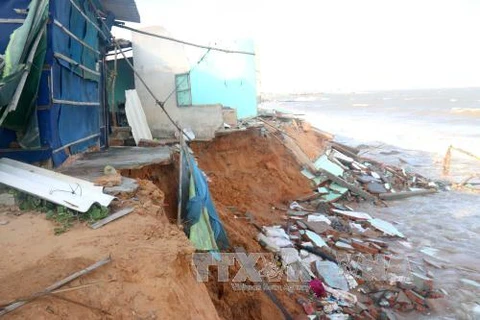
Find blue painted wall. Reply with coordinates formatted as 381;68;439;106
190;39;257;119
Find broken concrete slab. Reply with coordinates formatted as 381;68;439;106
104;177;139;196
305;221;332;235
404;289;426;306
314;155;344;177
357;175;381;184
332;209;373;221
368;218;405;238
304;230;327;247
366;182;388;194
335;241;354;250
58;146;172;180
314;260;349;291
412;272;434;292
307;214;331;224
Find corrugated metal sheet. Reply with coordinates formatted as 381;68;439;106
0;158;115;212
101;0;141;23
125;89;153;145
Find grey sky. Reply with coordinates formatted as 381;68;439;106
113;0;480;93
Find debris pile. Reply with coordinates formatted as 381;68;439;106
300;144;439;205
244;116;447;318
257;200;445;318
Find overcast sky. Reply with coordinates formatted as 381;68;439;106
113;0;480;93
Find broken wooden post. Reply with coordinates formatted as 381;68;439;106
90;208;134;229
379;189;436;200
177;133;184;227
0;256;111;317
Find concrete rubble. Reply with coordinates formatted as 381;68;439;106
249;112;447;319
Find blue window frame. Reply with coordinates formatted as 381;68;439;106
175;73;192;106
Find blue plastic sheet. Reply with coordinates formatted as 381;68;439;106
183;150;229;250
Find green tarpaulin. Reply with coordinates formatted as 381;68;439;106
0;0;49;148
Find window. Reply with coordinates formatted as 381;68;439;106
175;73;192;106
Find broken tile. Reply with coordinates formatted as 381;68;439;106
332;209;373;221
280;248;301;265
301;168;316;180
357;175;380;184
352;241;380;255
423;258;443;269
305;230;327;247
404;289;426;306
307;214;331;224
297;221;308;229
368;218;405;238
366;182;388;194
314;260;349;291
305;221;332;235
412;272;434;292
314;155;344;177
335;241;354;250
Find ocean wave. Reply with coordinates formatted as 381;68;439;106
450;107;480;115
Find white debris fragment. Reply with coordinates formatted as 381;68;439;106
307;214;331;224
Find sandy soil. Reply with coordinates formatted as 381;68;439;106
0;122;329;320
0;180;219;320
191;126;330;319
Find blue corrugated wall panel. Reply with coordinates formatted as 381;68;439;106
0;0;107;166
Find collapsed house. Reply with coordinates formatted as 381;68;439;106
131;26;258;139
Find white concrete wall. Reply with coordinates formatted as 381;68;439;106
132;26;223;140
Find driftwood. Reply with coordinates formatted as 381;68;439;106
330;142;360;159
443;145;480;175
0;256;111;317
379;189;436;200
90;208;134;229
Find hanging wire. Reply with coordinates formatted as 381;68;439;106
87;0;187;138
162;49;211;107
114;23;255;56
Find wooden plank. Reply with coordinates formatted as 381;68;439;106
177;134;184;227
0;257;111;316
90;208;134;229
379;189;436;200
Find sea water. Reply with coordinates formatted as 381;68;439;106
261;87;480;319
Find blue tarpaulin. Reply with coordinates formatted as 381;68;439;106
182;146;229;250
